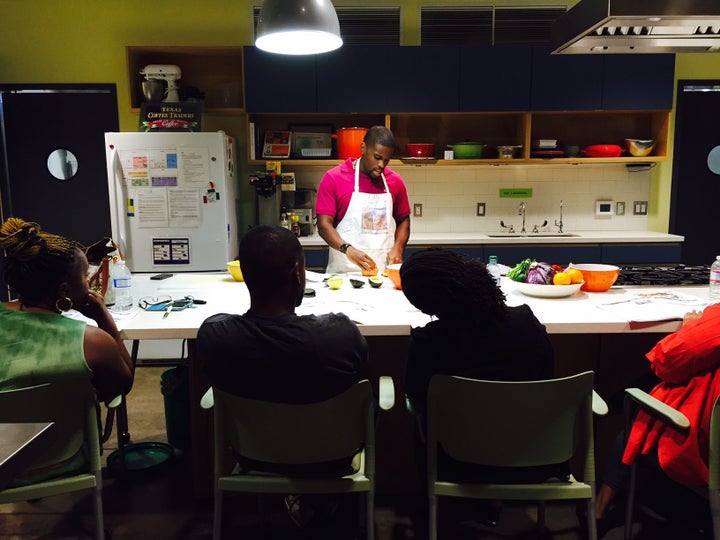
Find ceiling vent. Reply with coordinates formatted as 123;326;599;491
553;0;720;54
421;6;567;45
253;6;400;46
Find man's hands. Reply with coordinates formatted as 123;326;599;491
346;246;377;274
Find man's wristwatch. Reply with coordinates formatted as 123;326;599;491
339;243;351;254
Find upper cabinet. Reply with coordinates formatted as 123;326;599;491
601;55;675;110
315;45;460;112
530;47;604;110
244;47;317;113
530;46;675;111
459;45;532;112
126;46;244;113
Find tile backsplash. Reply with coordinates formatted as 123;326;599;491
292;163;650;233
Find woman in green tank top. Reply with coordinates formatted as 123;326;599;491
0;217;133;401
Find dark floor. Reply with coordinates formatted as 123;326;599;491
0;367;713;540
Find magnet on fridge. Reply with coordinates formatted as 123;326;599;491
127;198;135;216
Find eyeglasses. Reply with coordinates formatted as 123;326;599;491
138;295;203;312
138;295;173;311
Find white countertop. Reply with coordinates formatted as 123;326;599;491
298;230;684;247
111;272;709;341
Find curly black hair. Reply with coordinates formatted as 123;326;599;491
400;248;506;323
0;217;79;303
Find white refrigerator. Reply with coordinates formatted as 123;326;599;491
105;131;238;273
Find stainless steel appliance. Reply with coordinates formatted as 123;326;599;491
552;0;720;54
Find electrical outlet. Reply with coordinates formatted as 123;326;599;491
633;201;648;215
476;202;486;217
616;201;625;216
413;203;423;217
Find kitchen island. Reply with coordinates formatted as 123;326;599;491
116;272;708;497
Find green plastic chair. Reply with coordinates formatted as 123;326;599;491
426;371;602;540
622;388;720;539
0;378;111;540
202;377;395;540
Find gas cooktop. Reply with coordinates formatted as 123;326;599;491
615;265;710;287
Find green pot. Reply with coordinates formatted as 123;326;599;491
447;142;486;159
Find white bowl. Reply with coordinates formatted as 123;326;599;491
513;280;584;298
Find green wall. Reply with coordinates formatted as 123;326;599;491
2;0;719;232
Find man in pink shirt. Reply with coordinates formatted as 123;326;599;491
316;126;411;274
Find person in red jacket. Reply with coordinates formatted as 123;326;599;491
593;304;720;530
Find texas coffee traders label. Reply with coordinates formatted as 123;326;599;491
139;102;202;132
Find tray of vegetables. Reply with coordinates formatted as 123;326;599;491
506;259;584;298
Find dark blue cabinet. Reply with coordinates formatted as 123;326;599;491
459;45;532;111
316;46;393;112
385;46;460;112
316;45;459;112
601;55;675;110
530;46;604;111
244;47;317;112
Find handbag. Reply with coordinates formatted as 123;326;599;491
84;238;123;300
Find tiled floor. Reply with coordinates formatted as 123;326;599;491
0;367;713;539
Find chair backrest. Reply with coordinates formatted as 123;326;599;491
0;376;100;473
709;394;720;491
214;379;374;468
427;371;595;471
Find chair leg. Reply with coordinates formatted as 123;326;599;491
587;498;598;540
709;489;720;540
537;501;546;529
213;488;222;540
624;462;638;540
429;494;438;540
366;491;374;540
93;472;105;540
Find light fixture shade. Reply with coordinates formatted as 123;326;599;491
256;0;343;55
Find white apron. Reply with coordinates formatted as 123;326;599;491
326;159;396;274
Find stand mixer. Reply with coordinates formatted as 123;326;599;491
140;64;181;102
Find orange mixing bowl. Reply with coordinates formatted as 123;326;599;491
570;263;620;292
386;264;402;290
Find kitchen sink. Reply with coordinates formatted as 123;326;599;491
485;232;579;238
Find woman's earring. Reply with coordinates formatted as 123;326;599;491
55;296;74;312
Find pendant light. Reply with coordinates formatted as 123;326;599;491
255;0;343;55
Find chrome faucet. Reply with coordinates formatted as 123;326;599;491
532;220;548;234
500;220;515;233
555;200;564;233
518;202;527;234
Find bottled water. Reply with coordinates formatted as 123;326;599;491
112;260;133;312
710;256;720;303
487;255;502;287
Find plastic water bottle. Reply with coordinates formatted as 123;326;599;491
487;255;501;287
710;256;720;303
112;260;133;312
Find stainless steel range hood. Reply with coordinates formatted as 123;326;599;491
552;0;720;54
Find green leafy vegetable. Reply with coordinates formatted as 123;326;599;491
506;258;535;283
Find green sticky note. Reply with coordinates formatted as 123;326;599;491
500;188;532;198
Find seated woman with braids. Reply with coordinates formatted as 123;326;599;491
0;217;134;402
400;249;560;526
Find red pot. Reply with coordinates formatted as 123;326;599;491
332;127;367;160
582;144;623;157
406;143;435;158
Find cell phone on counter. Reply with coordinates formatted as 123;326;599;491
150;273;173;280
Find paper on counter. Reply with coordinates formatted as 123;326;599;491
596;290;708;323
305;270;328;283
